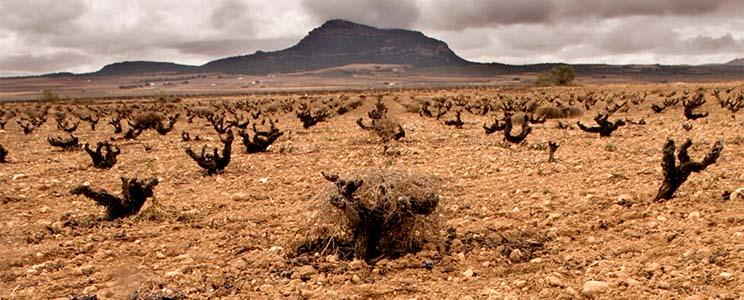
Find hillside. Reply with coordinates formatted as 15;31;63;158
92;61;198;76
201;19;470;74
726;58;744;66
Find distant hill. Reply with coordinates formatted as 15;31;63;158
92;61;197;76
201;19;470;74
727;58;744;66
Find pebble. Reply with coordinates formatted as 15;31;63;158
514;280;528;288
644;262;660;273
626;278;642;286
509;249;524;262
351;274;362;283
581;280;610;297
231;192;251;201
83;285;97;295
424;260;435;270
719;272;733;280
300;289;315;298
462;268;474;278
164;269;182;278
27;263;44;274
269;246;284;253
546;275;564;287
731;188;744;201
349;259;367;270
313;273;328;284
259;284;274;293
234;258;248;270
326;255;338;263
297;265;316;278
78;265;95;276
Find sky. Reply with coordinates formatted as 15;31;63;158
1;0;743;76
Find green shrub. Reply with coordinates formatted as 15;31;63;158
40;90;60;102
537;65;576;86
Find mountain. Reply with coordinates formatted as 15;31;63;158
201;19;471;74
81;20;468;76
92;61;197;76
726;58;744;66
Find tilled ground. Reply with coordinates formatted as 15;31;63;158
1;83;744;299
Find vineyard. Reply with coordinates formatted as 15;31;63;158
1;83;743;299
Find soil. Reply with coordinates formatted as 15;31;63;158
1;82;743;299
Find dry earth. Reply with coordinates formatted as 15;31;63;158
1;82;744;299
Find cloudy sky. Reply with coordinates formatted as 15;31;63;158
1;0;743;76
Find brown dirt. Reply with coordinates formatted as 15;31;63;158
1;82;744;299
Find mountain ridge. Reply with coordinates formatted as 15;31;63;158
201;19;470;74
5;19;744;79
87;19;470;76
727;58;744;66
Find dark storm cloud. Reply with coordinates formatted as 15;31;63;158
581;18;744;56
679;34;744;54
0;51;89;73
1;0;743;76
301;0;420;28
563;0;743;19
211;0;254;31
0;0;87;34
169;37;299;57
420;0;555;30
420;0;744;30
0;1;303;75
480;15;744;65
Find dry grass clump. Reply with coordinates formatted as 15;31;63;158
294;169;443;261
357;98;405;143
363;116;405;142
400;98;425;113
534;105;583;119
129;112;166;129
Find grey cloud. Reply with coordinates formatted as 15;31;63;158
678;34;744;54
494;25;589;53
596;21;678;53
0;51;89;73
596;19;744;55
211;0;253;31
168;37;299;57
302;0;420;28
563;0;743;19
420;0;744;30
486;16;744;65
0;0;87;34
421;0;555;30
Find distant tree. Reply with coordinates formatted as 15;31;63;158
537;64;576;86
40;90;60;102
